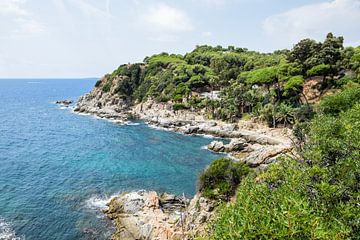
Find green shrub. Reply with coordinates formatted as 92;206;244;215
210;159;353;240
172;94;183;103
156;95;170;103
241;113;251;121
306;64;332;76
94;80;102;87
198;158;250;200
102;82;112;92
173;103;189;111
318;86;360;115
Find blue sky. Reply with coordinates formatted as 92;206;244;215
0;0;359;78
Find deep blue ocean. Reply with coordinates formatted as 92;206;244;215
0;79;221;240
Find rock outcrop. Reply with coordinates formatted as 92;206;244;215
208;138;247;153
104;191;215;240
74;77;132;122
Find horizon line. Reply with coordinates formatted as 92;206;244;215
0;77;100;80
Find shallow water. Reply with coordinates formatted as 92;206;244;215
0;79;221;240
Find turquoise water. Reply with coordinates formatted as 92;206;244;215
0;79;221;240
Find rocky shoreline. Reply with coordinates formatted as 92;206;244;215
103;191;215;240
73;85;294;239
74;94;293;168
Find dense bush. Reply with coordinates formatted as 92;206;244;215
210;159;356;239
318;86;360;115
102;81;112;92
94;80;102;87
208;89;360;239
173;103;189;111
198;158;250;200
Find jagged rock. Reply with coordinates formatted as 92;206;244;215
243;145;293;167
225;138;247;152
104;191;216;240
208;141;225;152
208;139;248;153
104;191;193;240
56;100;72;106
183;126;200;134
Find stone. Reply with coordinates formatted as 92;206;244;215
56;100;72;106
225;138;247;152
207;141;225;152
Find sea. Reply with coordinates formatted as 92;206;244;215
0;79;222;240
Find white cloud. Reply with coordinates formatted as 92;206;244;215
263;0;360;47
198;0;228;6
71;0;112;18
142;3;194;33
0;0;44;36
13;17;45;34
0;0;27;16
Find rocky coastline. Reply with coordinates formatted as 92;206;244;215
103;191;215;240
74;84;294;239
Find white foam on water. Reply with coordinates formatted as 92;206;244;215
0;218;22;240
198;134;215;139
125;122;140;126
85;193;120;212
146;124;172;132
201;145;208;150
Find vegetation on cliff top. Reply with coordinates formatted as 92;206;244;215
94;33;360;239
96;33;359;127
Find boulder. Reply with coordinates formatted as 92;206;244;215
207;141;225;152
183;126;200;134
225;138;247;152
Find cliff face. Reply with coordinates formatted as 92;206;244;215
74;76;132;121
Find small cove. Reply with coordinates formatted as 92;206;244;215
0;79;222;240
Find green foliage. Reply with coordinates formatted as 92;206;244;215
288;33;344;73
245;66;278;85
210;159;354;240
98;33;355;126
94;80;102;87
102;81;112;92
198;158;250;200
283;75;304;96
318;86;360;115
209;88;360;239
173;103;189;111
306;64;332;76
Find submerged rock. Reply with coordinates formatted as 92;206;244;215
56;100;72;106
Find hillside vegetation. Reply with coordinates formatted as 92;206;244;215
208;86;360;239
95;33;360;239
96;33;360;127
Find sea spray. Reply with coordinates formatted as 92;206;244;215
0;218;22;240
